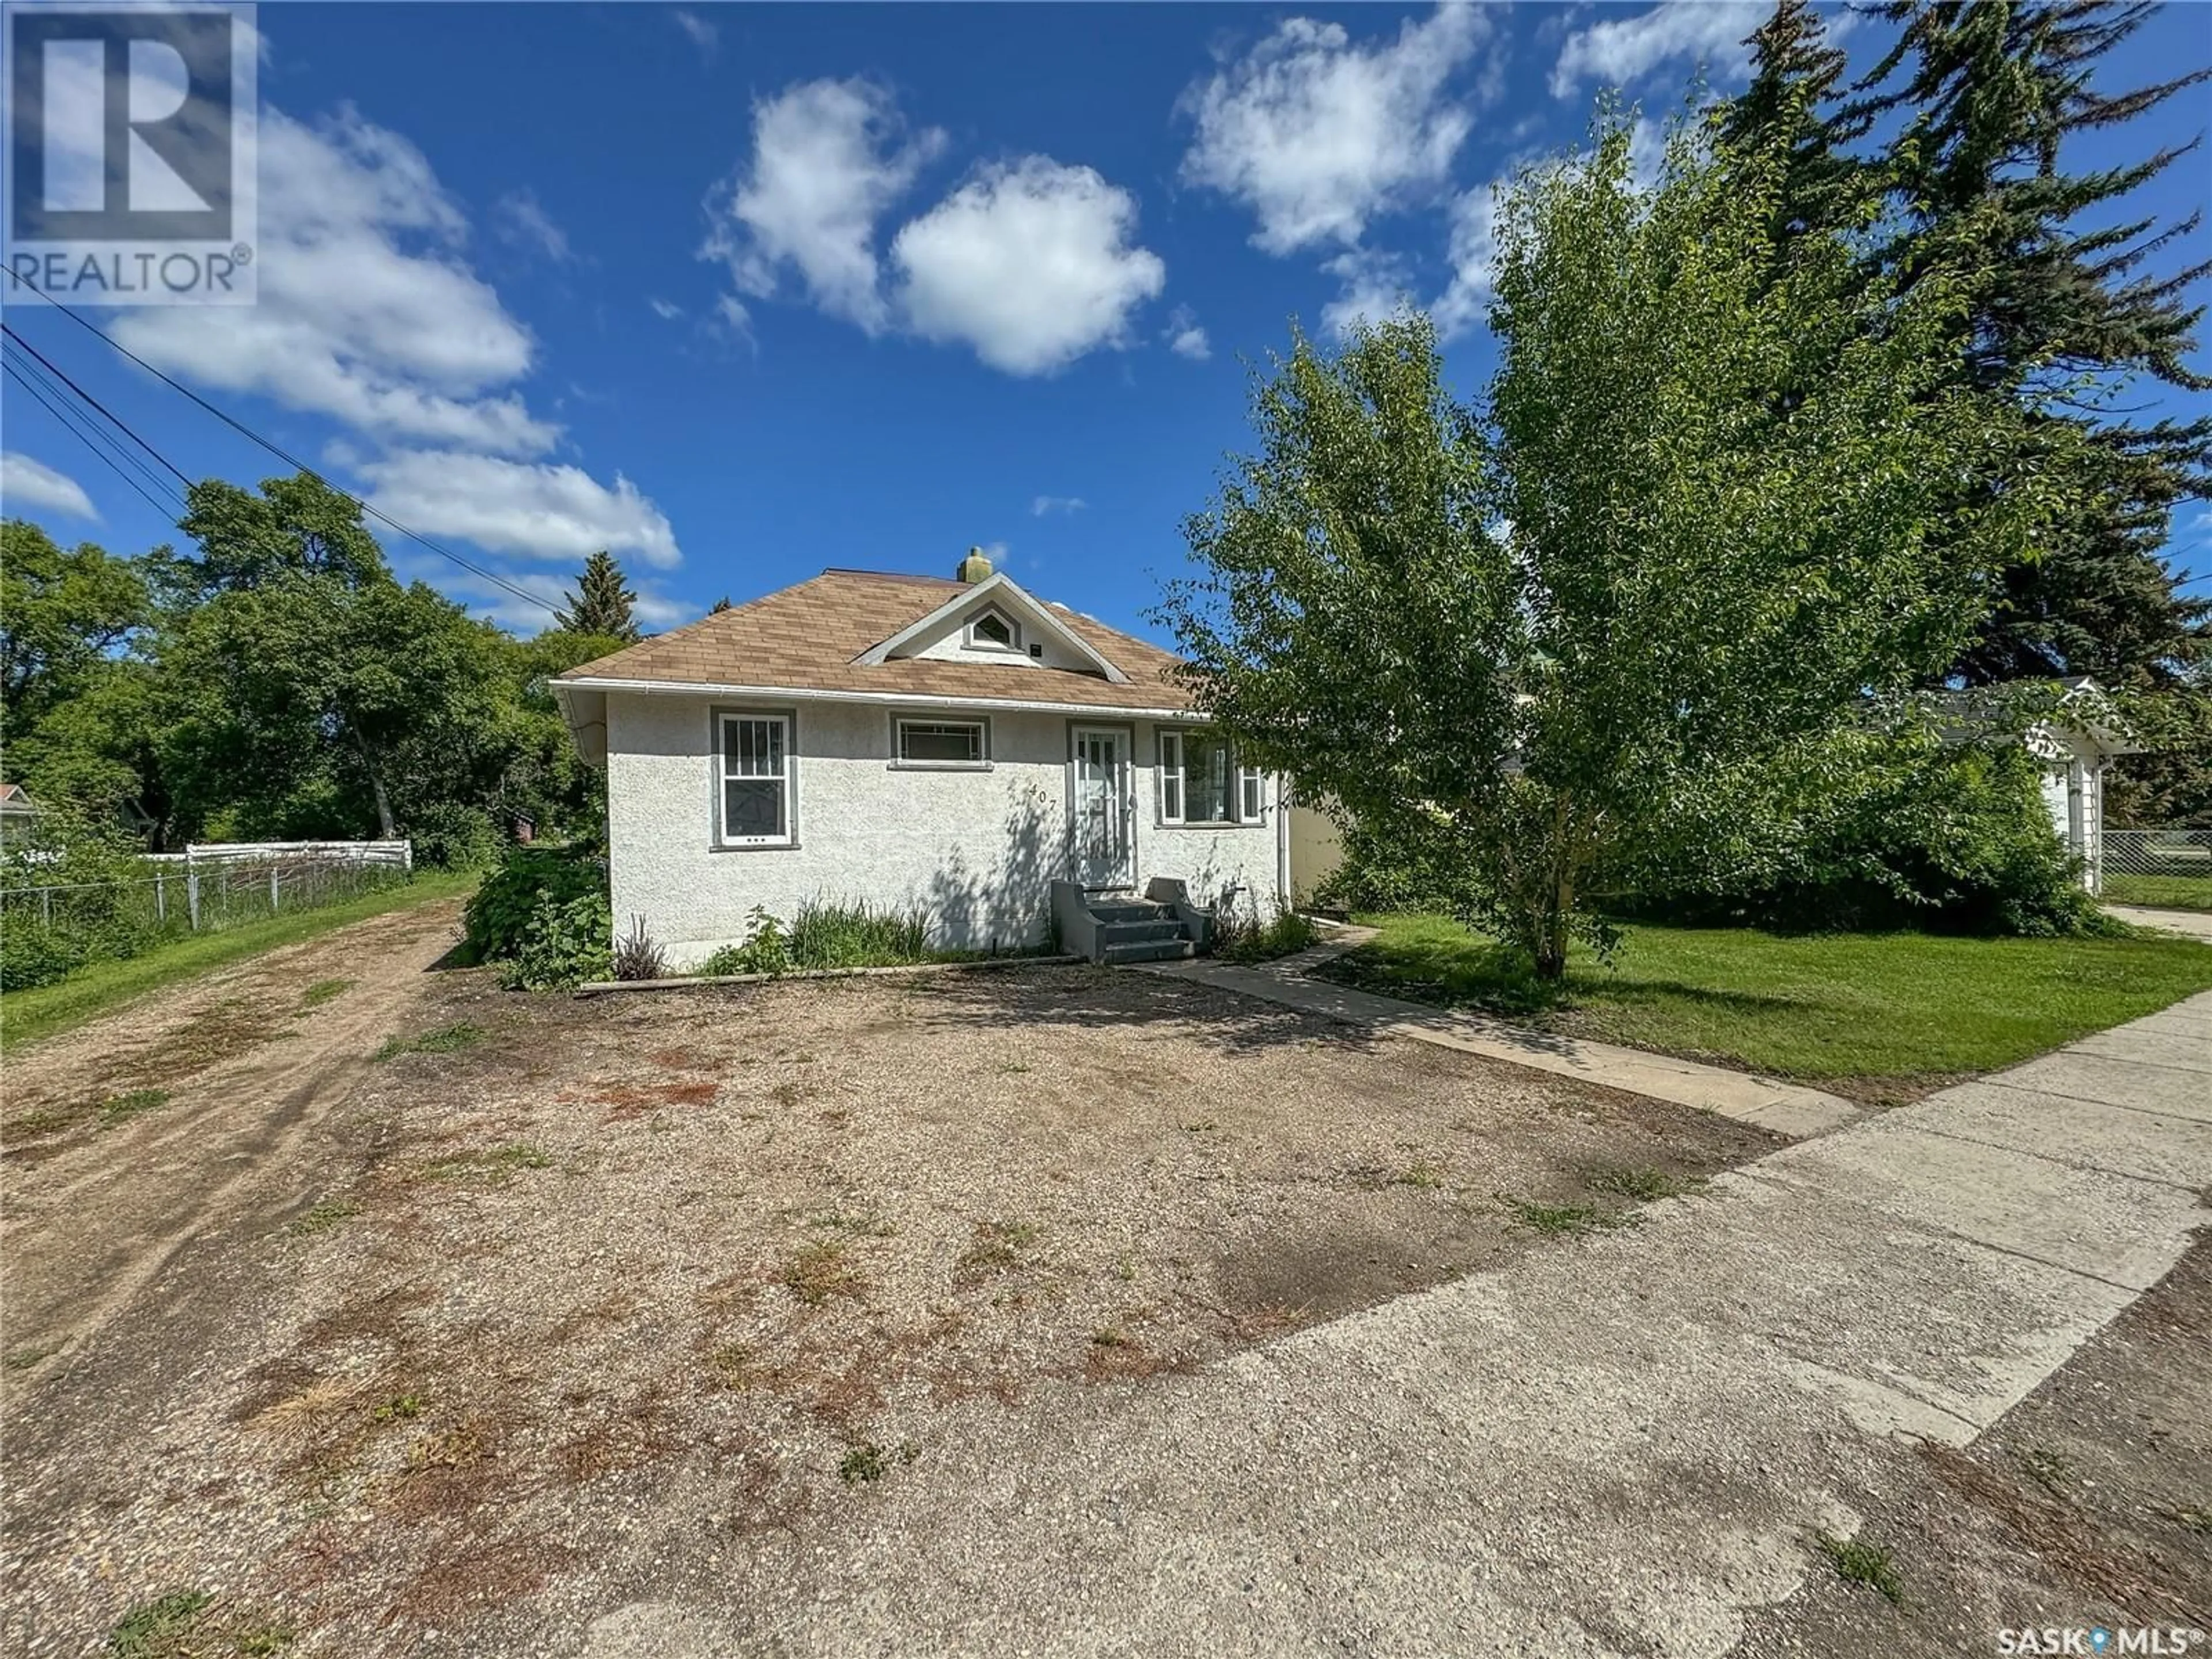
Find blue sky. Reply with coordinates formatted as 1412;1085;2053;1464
3;1;2207;646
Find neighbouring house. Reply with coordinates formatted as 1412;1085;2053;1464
0;782;41;846
552;550;1287;968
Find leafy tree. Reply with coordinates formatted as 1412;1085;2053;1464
1719;0;1870;265
557;550;641;642
0;520;150;738
1159;113;2054;978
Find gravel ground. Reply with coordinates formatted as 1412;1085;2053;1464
1;957;1773;1655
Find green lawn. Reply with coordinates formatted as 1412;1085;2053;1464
0;872;477;1051
1321;911;2212;1099
2103;873;2212;913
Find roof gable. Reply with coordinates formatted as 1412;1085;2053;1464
851;571;1130;684
554;569;1191;714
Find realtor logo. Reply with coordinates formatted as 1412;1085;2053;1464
3;2;257;304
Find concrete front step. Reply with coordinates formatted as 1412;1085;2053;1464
1100;918;1187;948
1089;901;1173;926
1101;938;1195;965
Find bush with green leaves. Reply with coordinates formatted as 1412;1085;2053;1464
407;803;501;872
498;891;613;990
1213;908;1321;964
1630;730;2111;937
461;844;605;964
0;816;176;990
699;906;791;978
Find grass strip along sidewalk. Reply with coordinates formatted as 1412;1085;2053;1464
1320;912;2212;1102
1;872;477;1051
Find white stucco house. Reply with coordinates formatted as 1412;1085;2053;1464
552;551;1287;968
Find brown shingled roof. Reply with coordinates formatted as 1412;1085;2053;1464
555;569;1196;713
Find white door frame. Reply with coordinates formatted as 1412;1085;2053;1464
1069;723;1135;888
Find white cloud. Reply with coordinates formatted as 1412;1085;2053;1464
892;158;1166;376
647;296;684;321
1;453;99;520
494;188;573;263
1319;248;1416;339
357;450;681;570
702;78;945;335
672;9;718;58
1430;185;1499;339
1164;305;1211;361
1180;5;1494;255
1550;1;1765;98
1031;495;1087;517
110;105;556;457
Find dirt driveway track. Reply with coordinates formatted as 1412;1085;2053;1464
1;896;467;1378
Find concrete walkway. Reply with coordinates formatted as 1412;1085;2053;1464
1146;937;1863;1140
581;993;2212;1659
2107;902;2212;944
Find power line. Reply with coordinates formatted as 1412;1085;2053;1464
1;321;192;487
2;275;566;622
2;339;187;513
2;351;187;523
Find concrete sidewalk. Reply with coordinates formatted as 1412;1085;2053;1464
580;991;2211;1658
1147;944;1863;1141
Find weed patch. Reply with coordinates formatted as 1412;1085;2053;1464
1812;1530;1904;1605
781;1240;864;1306
838;1439;917;1485
1583;1166;1705;1203
299;979;352;1011
955;1219;1040;1283
107;1589;292;1657
100;1088;172;1126
1503;1198;1641;1237
287;1199;358;1237
374;1022;484;1062
426;1143;554;1181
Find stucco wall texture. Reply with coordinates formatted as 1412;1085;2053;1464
605;693;1282;967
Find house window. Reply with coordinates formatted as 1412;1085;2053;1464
719;713;791;846
1159;729;1246;825
967;609;1021;652
896;718;988;766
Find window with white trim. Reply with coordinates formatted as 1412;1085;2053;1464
1158;729;1248;825
719;713;791;846
966;609;1021;652
896;718;987;766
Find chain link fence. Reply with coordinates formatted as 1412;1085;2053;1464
2102;828;2212;908
1;842;416;991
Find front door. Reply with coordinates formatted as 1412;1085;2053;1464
1071;726;1134;887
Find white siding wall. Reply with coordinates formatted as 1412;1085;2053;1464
604;692;1280;968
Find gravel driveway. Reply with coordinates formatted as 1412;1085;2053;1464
1;949;1772;1654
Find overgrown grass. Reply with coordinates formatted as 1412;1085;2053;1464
696;897;1046;979
1321;911;2212;1094
2104;873;2212;913
1215;910;1323;964
1;872;477;1052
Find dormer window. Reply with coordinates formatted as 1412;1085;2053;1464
965;608;1022;653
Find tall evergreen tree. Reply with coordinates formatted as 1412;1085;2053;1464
1849;0;2211;691
1719;0;1869;260
556;550;641;642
